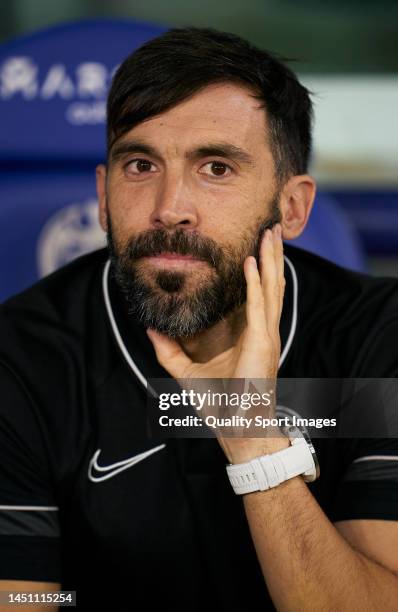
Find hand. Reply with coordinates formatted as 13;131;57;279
146;224;287;463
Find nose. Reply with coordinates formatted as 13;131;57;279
149;172;198;230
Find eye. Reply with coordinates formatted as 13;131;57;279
125;159;158;174
199;161;233;178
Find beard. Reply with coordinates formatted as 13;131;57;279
107;196;281;339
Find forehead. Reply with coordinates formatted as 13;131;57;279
118;82;271;154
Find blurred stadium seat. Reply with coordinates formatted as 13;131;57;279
0;19;166;302
289;193;366;272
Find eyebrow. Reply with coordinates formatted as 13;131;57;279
109;139;255;167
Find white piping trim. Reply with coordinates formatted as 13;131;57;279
102;254;298;394
102;260;158;398
0;505;59;511
280;255;297;368
352;455;398;464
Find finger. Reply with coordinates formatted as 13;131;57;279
244;255;267;335
259;227;280;333
273;224;286;323
273;224;284;281
146;328;193;379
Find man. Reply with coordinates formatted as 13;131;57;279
1;27;398;611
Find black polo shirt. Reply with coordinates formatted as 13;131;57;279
1;244;398;611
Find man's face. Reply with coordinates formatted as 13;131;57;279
100;82;281;338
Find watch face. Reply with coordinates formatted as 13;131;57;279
276;405;311;436
277;406;320;482
305;442;321;482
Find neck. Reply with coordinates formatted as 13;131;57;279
177;303;247;363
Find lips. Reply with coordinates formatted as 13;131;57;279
145;252;202;260
142;252;205;266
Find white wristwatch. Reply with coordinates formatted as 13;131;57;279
226;425;320;495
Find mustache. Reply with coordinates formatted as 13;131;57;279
107;194;282;271
121;228;222;268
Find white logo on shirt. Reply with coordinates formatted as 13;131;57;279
87;444;166;483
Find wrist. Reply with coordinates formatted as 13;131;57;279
226;425;320;495
221;434;290;464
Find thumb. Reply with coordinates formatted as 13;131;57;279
146;328;193;378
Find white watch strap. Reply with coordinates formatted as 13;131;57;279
226;437;315;495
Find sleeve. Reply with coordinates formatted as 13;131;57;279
327;308;398;522
331;437;398;522
330;348;398;521
0;361;62;582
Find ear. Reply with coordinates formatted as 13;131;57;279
279;175;316;240
96;164;108;232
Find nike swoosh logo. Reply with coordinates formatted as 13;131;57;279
88;444;166;483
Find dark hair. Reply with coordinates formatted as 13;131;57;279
107;27;313;182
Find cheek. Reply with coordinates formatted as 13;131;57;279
202;184;253;224
107;182;153;237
